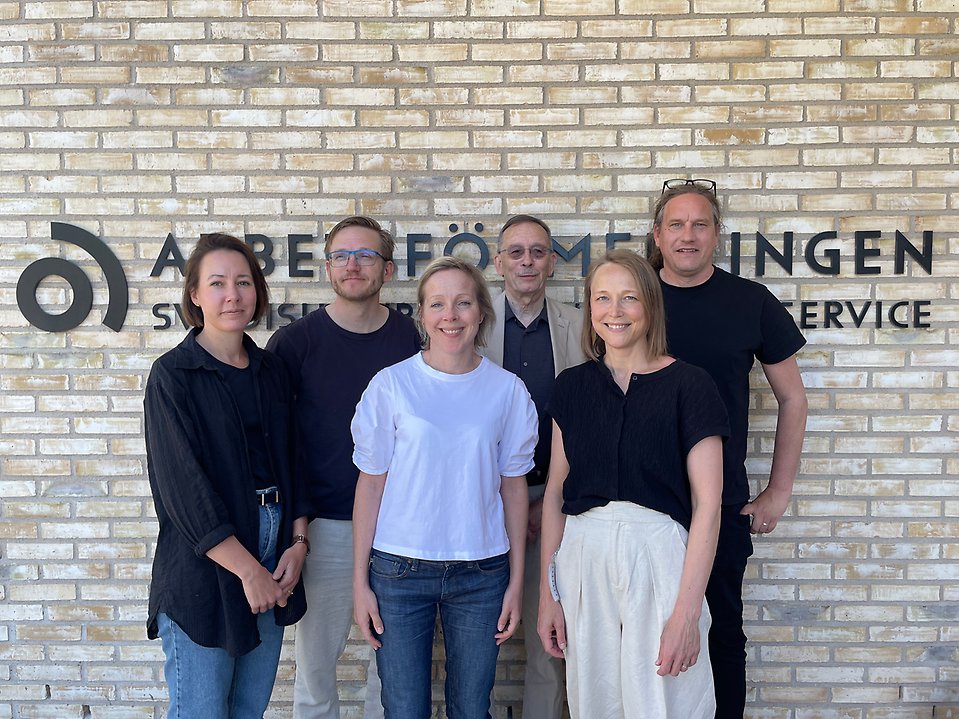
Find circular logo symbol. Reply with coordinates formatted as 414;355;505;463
17;222;129;332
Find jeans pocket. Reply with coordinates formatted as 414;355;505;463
370;551;413;580
475;553;509;575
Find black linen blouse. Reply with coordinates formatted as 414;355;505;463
548;359;729;530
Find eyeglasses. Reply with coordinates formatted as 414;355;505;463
327;249;386;267
500;245;552;261
662;178;717;196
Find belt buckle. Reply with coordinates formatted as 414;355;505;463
258;489;280;505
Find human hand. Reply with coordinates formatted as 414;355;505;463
353;583;383;650
537;595;567;658
495;582;523;645
272;543;307;594
241;564;287;613
655;610;701;677
741;483;791;534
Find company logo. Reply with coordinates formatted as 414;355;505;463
17;222;129;332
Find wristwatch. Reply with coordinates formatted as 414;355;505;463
291;534;311;555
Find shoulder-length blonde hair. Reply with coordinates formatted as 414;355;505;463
416;256;494;349
580;249;668;361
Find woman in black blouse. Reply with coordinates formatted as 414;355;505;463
537;250;728;719
144;234;308;719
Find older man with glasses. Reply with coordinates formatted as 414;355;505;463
652;180;808;718
267;216;422;719
485;214;586;719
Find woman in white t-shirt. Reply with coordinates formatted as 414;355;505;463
351;256;538;719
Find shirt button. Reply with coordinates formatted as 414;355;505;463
523;362;528;366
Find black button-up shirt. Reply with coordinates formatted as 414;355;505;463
548;359;729;529
144;329;307;656
502;301;555;486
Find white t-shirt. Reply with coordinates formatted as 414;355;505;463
351;353;538;561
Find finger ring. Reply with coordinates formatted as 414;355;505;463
762;522;768;527
681;664;688;670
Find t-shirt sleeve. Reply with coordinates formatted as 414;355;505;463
265;323;305;394
351;370;396;476
545;367;574;432
497;377;538;478
757;287;806;366
678;365;731;455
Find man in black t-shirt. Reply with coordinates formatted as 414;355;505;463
267;216;421;719
651;181;808;719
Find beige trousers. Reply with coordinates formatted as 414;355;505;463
555;502;715;719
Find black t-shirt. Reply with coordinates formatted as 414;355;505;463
211;358;274;491
548;359;729;530
266;307;421;520
660;267;806;506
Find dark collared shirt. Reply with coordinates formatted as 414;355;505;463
502;300;555;486
144;329;307;656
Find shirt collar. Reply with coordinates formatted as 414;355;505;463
504;297;549;330
174;328;262;372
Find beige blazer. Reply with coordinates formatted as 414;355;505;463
484;290;587;376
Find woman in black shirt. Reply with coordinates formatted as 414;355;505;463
144;234;308;719
537;250;728;719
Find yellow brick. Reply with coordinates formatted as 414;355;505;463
437;109;506;127
547;129;617;147
322;0;390;14
696;128;765;145
729;17;802;35
509;63;578;82
472;42;542;61
173;43;244;62
507;152;577;169
470;175;537;193
434;20;503;38
583;107;655;126
879;16;950;34
768;83;842;101
546;41;617;61
399;87;468;105
399;131;468;149
622;41;689;59
25;1;93;18
324;43;393;62
474;130;542;148
325;88;395;106
661;106;731;123
847;37;916;56
359;109;429;127
695;83;766;102
322;175;392;194
544;0;614;13
692;0;764;11
432;153;501;171
878;147;949;165
473;87;543;105
732;61;804;80
247;0;318;14
434;65;503;83
581;19;652;37
656;18;726;37
471;0;538;15
882;59;952;78
620;0;688;11
694;39;764;58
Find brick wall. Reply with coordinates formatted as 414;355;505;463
1;2;957;718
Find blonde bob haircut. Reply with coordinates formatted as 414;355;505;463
581;249;668;362
416;256;494;350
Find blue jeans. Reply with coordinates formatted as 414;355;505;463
369;549;509;719
159;502;285;719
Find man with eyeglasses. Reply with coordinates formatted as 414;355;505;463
652;180;808;718
267;216;421;719
485;214;585;719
